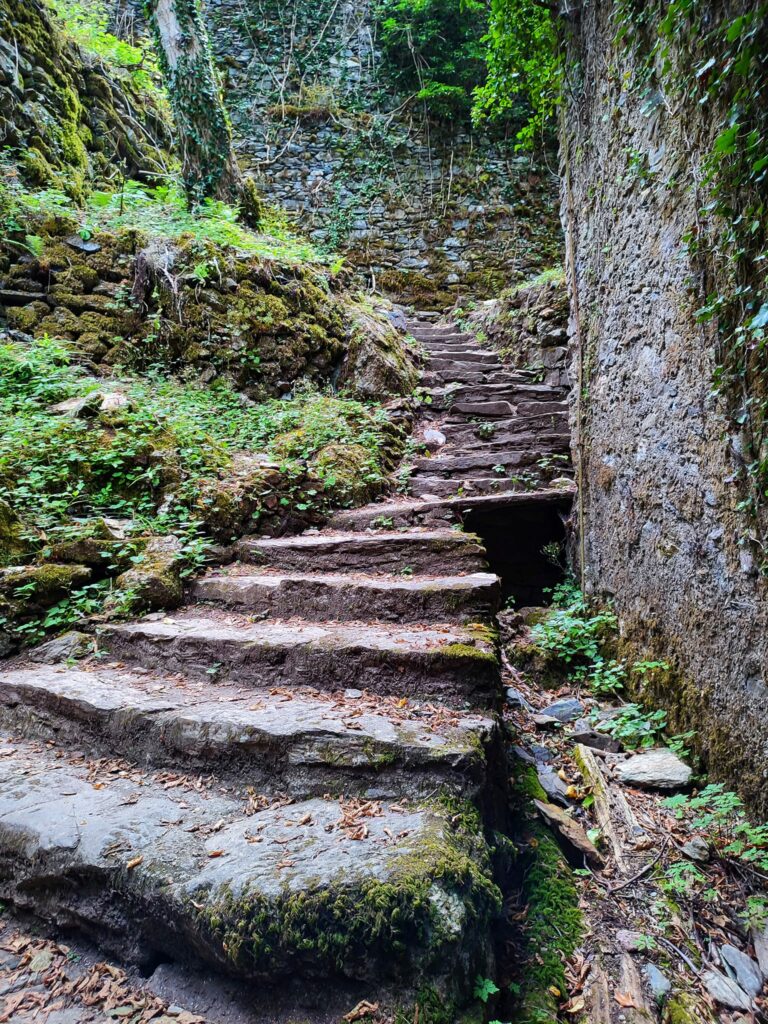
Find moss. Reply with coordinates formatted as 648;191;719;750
664;992;713;1024
440;642;498;664
186;804;501;989
5;302;50;332
515;823;583;1024
0;499;29;567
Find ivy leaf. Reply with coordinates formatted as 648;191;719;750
696;57;716;78
714;125;739;154
750;304;768;330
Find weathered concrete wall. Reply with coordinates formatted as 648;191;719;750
203;0;561;307
562;1;768;810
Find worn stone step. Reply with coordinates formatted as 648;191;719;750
193;570;501;622
233;529;486;574
427;351;501;365
330;485;576;531
0;734;498;991
101;613;500;705
431;382;566;406
0;665;497;799
412;450;548;477
438;433;570;456
439;415;569;444
410;328;471;342
421;370;511;387
409;476;546;499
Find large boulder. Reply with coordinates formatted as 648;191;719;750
338;300;420;399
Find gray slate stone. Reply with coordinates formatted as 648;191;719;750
701;969;752;1011
541;697;584;722
537;765;571;806
643;963;672;1002
615;748;692;790
721;944;764;998
681;836;710;862
570;717;621;752
752;923;768;980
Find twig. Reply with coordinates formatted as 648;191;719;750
607;837;670;894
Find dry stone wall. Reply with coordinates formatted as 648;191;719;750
562;1;768;811
203;0;561;307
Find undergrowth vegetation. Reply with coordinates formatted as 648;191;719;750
0;335;393;543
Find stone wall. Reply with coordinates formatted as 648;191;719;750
562;1;768;811
203;0;561;308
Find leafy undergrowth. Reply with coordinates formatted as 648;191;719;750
2;173;336;268
0;335;401;644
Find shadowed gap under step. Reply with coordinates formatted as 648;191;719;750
462;501;567;607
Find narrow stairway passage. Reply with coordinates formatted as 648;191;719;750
0;309;578;1022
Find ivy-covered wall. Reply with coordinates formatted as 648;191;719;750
203;0;561;307
562;1;768;810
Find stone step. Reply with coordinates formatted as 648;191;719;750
409;329;471;342
0;734;498;989
330;485;577;531
193;570;501;622
437;432;570;456
421;370;511;387
427;351;501;365
233;529;487;574
412;450;549;477
439;415;569;444
0;665;497;799
409;476;547;499
430;382;566;406
100;613;500;706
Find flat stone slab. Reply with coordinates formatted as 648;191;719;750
234;529;486;574
0;666;496;798
701;969;752;1011
410;476;544;499
192;571;501;623
0;735;499;986
101;614;500;705
614;749;692;790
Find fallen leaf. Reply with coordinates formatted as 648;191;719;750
126;855;143;870
343;1000;379;1021
615;992;636;1008
207;849;225;858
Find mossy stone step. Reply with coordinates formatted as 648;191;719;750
192;570;501;622
438;414;569;443
410;476;550;499
100;614;501;706
427;351;502;365
0;735;500;991
412;450;547;477
233;529;486;574
0;665;497;799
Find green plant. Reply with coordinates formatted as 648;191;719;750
662;784;768;871
473;976;499;1003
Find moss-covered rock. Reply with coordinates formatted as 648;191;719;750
338;299;420;399
0;499;30;568
113;535;184;611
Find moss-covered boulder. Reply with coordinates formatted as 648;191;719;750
0;499;29;568
113;535;184;612
339;299;420;399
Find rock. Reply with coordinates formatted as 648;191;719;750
615;748;692;790
616;929;645;952
511;744;536;766
541;697;584;722
537;766;571;807
48;392;103;417
752;923;768;980
701;969;752;1011
0;563;91;612
48;518;132;569
0;498;29;567
721;944;763;998
65;234;101;253
681;836;710;863
533;799;603;866
643;963;671;1002
29;630;93;663
423;428;446;449
113;536;184;611
505;686;534;711
532;712;561;729
570;717;621;752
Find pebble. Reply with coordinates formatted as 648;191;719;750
720;944;764;998
701;969;752;1011
505;687;534;711
541;697;584;722
532;713;561;729
344;688;363;699
643;963;672;1002
616;929;644;951
681;836;710;862
615;748;692;790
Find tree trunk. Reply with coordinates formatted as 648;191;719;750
146;0;261;224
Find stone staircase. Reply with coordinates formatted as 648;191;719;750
0;311;575;1020
406;318;571;501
